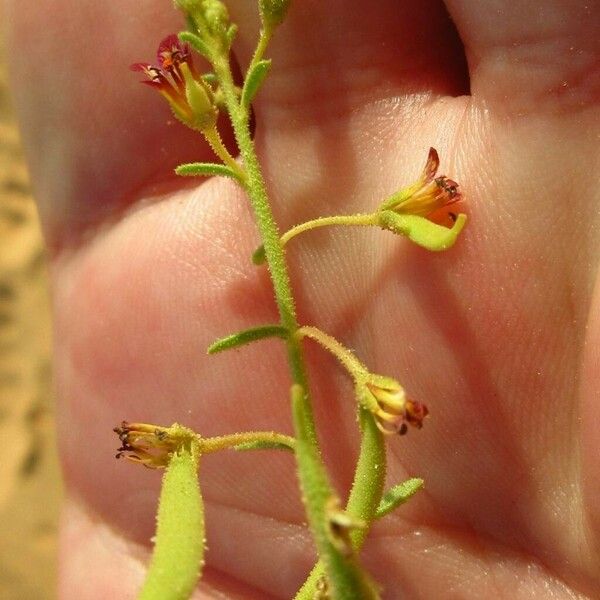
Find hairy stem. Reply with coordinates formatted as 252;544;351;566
281;213;378;247
202;125;246;180
295;410;386;599
211;52;370;597
297;325;367;379
199;430;296;453
249;28;273;72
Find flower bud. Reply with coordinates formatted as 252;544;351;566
180;62;218;131
259;0;291;29
356;374;428;435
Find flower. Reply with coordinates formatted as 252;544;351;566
382;148;461;219
377;148;467;251
131;35;217;132
114;421;196;468
356;374;429;435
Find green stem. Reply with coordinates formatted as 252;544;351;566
202;125;246;181
248;28;273;73
211;53;369;597
281;213;378;247
297;325;367;380
199;431;296;453
295;410;386;599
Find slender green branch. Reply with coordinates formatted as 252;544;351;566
295;409;386;598
248;28;273;74
292;387;380;599
202;125;247;181
199;430;296;453
210;49;373;598
281;213;378;247
297;325;367;380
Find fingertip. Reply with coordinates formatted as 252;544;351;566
445;0;600;114
5;0;235;252
581;273;600;542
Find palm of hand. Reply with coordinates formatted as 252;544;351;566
6;0;599;597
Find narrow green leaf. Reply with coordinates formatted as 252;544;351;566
175;162;239;179
378;211;467;252
252;244;266;265
139;444;204;600
375;478;424;519
226;23;238;46
207;324;288;354
178;31;211;59
241;59;272;108
234;440;294;452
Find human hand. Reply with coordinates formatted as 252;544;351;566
5;0;600;597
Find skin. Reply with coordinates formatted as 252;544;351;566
4;0;600;597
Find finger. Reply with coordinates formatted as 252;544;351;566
60;498;279;599
4;0;469;251
4;0;235;250
582;274;600;541
444;0;600;113
227;0;469;122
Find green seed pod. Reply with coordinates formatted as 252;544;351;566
139;440;204;600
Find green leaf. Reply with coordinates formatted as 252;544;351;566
175;162;239;180
251;244;266;265
226;23;238;46
375;478;424;519
139;444;204;600
241;59;272;108
207;324;288;354
234;440;294;452
378;211;467;251
178;31;211;59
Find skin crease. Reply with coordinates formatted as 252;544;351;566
4;0;600;597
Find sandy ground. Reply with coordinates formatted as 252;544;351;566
0;38;62;599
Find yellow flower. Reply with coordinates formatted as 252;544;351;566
357;374;429;435
377;148;467;251
114;421;196;469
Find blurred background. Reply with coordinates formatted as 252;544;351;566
0;30;62;600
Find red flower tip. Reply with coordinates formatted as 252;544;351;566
130;34;217;131
423;147;440;183
404;399;429;430
156;34;191;71
380;147;463;223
